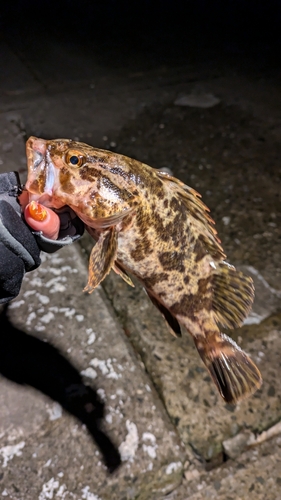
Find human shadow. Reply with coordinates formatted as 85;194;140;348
0;305;121;473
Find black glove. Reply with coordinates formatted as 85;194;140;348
0;172;84;304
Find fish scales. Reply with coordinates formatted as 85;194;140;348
25;136;262;404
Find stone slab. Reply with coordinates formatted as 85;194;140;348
97;257;281;466
0;245;184;499
172;434;281;499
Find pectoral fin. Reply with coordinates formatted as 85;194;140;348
90;208;134;229
146;290;182;337
84;228;117;293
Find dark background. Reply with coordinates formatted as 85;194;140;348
1;1;281;68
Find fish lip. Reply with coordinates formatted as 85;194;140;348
25;136;56;197
26;136;47;169
45;149;56;196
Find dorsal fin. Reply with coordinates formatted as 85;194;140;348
156;170;225;261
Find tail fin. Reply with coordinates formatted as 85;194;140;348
195;333;262;403
212;262;254;329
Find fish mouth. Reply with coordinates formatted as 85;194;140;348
25;136;56;204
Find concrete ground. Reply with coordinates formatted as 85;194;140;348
0;7;281;499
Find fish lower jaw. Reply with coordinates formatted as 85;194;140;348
28;192;65;209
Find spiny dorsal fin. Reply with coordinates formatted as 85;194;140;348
86;208;134;229
156;170;225;261
195;333;262;403
212;262;255;329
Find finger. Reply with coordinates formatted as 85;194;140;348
24;201;60;240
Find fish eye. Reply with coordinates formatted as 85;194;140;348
70;155;79;165
65;150;85;168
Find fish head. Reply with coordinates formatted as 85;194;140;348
26;136;83;209
25;136;136;219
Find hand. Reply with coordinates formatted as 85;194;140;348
0;172;41;303
0;172;84;304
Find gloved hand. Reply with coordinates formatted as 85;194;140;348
0;171;84;304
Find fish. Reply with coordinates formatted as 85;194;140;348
25;136;262;404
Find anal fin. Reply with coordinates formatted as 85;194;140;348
195;333;262;403
146;290;181;338
84;227;117;293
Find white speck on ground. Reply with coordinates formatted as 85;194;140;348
49;256;64;265
105;414;113;424
9;300;25;309
26;311;36;325
119;420;139;462
143;444;157;459
76;314;84;322
80;367;98;380
46;403;63;421
37;294;50;305
243;312;266;325
23;290;36;297
81;486;102;500
222;216;231;225
87;332;96;345
0;441;25;467
45;277;67;293
90;358;121;379
28;277;43;287
97;388;106;401
39;477;59;500
43;459;52;468
165;461;182;475
48;267;63;276
63;308;76;318
40;312;55;324
142;432;156;443
35;325;46;332
56;484;67;498
142;432;158;459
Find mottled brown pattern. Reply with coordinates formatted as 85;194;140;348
130;235;153;262
194;238;207;262
143;272;169;289
79;165;102;181
171;284;212;319
158;252;185;273
59;168;75;194
135;209;151;237
25;136;261;404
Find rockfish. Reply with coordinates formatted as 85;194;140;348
25;136;262;403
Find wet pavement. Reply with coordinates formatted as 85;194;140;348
0;14;281;499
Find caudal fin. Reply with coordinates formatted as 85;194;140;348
195;333;262;403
